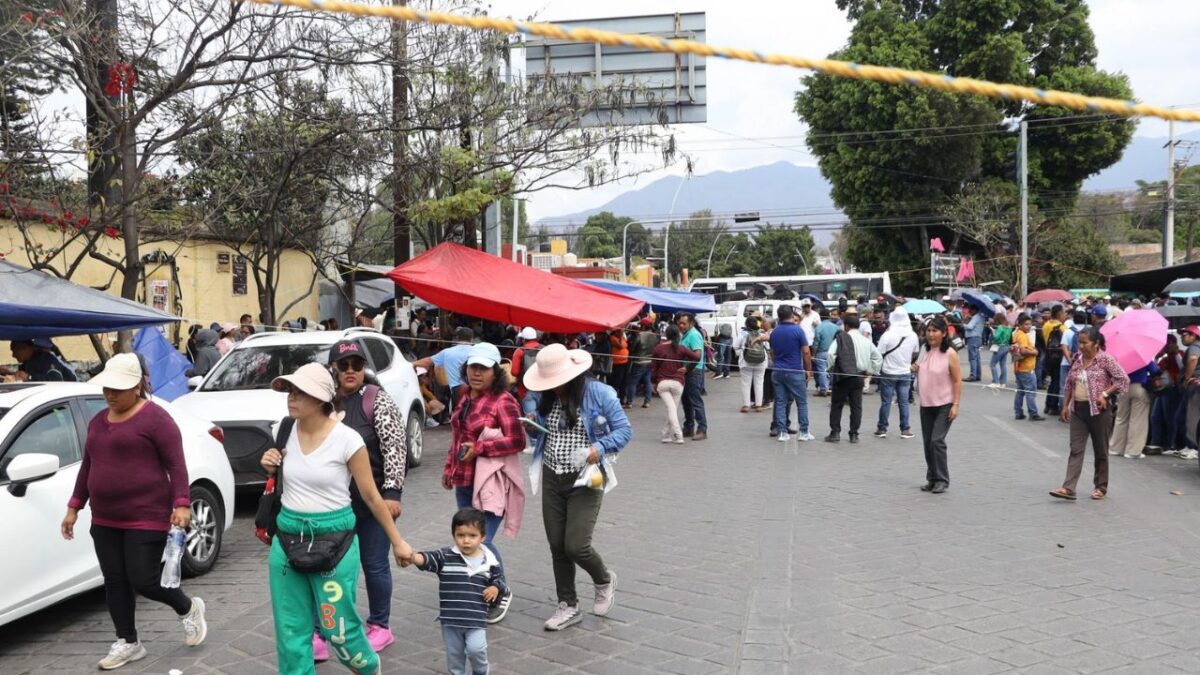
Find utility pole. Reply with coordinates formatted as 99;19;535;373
1019;120;1029;299
511;196;520;262
391;0;411;265
1165;120;1176;267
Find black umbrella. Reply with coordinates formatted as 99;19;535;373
797;293;826;309
1155;305;1200;330
1165;278;1200;295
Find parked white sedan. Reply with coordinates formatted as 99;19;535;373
0;382;235;627
174;327;425;486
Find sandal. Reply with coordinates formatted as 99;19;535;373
1049;488;1077;501
1091;489;1106;500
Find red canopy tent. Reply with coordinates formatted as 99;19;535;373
387;243;645;333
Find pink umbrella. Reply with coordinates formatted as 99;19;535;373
1022;288;1073;304
1099;309;1168;374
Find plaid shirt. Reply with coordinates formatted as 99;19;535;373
445;388;526;487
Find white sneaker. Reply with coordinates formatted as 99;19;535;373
424;417;440;428
98;639;146;670
544;602;582;631
777;431;790;442
798;432;815;442
1123;453;1145;459
1181;450;1199;460
593;570;617;616
900;430;915;439
182;597;207;646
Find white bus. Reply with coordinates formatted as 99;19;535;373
688;272;893;304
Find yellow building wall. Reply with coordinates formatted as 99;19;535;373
0;220;319;363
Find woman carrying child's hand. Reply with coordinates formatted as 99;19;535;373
482;586;499;603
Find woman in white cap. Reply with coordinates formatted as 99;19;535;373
61;353;208;670
259;362;413;675
522;344;632;631
443;342;526;623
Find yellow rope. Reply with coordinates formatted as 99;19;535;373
248;0;1200;123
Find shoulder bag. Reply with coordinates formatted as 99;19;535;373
254;416;295;544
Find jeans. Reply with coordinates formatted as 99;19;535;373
356;511;397;627
989;349;1008;386
877;373;912;432
442;626;488;675
966;336;982;380
1014;371;1038;415
656;379;684;440
1152;389;1182;448
91;525;193;643
814;353;830;392
626;364;653;405
715;342;732;376
772;370;809;433
542;466;609;605
610;363;630;404
920;404;953;485
683;369;708;433
455;486;505;576
740;363;766;408
1045;357;1063;413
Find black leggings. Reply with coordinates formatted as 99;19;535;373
91;525;192;642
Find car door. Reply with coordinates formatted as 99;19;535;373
0;398;96;624
364;335;407;400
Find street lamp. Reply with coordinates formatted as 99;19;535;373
705;231;727;278
621;221;636;278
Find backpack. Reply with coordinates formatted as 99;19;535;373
1046;326;1064;355
361;384;380;426
743;330;767;364
832;331;858;380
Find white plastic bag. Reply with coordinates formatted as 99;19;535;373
573;458;618;493
528;457;542;496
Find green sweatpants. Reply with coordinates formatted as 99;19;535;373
269;506;379;675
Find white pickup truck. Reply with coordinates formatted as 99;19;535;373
697;299;797;341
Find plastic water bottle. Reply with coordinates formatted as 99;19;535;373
161;526;186;589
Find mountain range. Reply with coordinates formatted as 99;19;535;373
539;129;1200;248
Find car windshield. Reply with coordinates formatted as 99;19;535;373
200;344;331;392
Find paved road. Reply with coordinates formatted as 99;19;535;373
5;372;1200;674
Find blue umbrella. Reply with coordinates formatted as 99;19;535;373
960;291;996;318
798;293;826;309
903;298;947;315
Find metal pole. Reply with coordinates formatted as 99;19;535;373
622;221;633;277
1019;120;1029;299
705;231;726;278
1166;120;1176;267
511;196;519;262
664;175;687;288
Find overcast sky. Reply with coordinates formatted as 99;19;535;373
489;0;1200;223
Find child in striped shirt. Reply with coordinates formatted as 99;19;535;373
409;508;506;675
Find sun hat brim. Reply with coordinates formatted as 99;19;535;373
271;365;335;403
522;348;593;392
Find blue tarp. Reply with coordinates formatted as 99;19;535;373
580;279;716;314
0;260;180;340
133;327;192;402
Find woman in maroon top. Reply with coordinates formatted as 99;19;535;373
443;342;525;623
651;325;699;444
1050;327;1129;501
61;353;207;670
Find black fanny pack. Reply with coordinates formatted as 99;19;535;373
277;529;355;574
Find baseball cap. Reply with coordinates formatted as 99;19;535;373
466;342;502;368
90;353;144;390
519;327;538;341
327;339;365;363
1183;325;1200;338
271;362;337;402
1090;305;1108;317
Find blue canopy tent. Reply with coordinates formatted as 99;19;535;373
0;259;180;340
579;279;716;315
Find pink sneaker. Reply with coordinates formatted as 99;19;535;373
312;631;329;662
366;623;395;653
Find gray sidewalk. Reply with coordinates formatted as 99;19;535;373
5;373;1200;673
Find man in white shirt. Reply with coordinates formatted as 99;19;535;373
826;314;883;443
874;308;920;439
799;300;820;347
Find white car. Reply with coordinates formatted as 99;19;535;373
174;327;425;486
0;382;235;627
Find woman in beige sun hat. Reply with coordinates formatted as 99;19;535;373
521;343;632;632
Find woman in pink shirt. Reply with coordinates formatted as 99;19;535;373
61;353;208;670
912;317;962;494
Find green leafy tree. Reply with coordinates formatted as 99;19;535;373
798;0;1134;293
576;222;620;259
747;225;818;277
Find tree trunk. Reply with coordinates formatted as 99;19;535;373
391;0;411;265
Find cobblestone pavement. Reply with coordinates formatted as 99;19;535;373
6;372;1200;674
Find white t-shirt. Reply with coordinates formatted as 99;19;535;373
800;311;820;345
279;422;366;513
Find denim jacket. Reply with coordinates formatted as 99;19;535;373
522;379;633;461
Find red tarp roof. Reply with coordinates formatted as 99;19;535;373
387;243;645;333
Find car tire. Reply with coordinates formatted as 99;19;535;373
406;408;424;468
182;484;224;578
